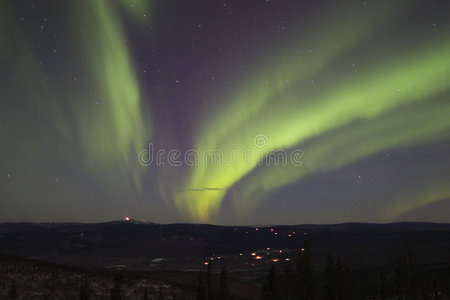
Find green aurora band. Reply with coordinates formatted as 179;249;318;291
174;2;450;221
1;1;449;223
73;0;151;198
0;1;151;216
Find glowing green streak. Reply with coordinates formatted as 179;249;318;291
177;1;411;221
0;1;151;217
385;185;450;221
231;98;450;216
178;33;450;221
195;0;405;153
174;190;227;222
74;1;151;197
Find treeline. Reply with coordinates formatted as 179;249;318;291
1;239;449;300
260;234;449;299
196;262;232;300
195;234;449;300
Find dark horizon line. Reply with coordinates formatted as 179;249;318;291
0;219;449;227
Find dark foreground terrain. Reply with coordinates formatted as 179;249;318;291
0;254;196;299
0;221;449;299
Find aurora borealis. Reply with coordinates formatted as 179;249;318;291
1;0;449;224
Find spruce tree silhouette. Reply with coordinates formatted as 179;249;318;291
262;265;279;300
392;254;418;300
296;234;315;300
218;266;231;300
335;259;351;300
197;260;214;300
379;268;387;300
324;254;352;300
197;272;207;300
205;260;214;300
325;254;337;300
110;276;123;300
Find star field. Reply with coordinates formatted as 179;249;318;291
0;0;449;224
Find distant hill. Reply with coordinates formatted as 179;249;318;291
1;221;450;299
1;221;449;271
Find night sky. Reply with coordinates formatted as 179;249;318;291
1;0;449;224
